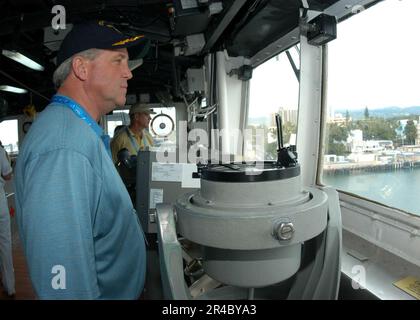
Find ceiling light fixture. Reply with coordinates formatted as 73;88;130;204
0;85;28;94
2;49;45;71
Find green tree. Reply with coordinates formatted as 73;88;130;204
345;110;350;126
266;141;278;160
404;120;417;145
364;106;369;119
354;118;398;141
328;123;349;141
328;142;347;156
247;124;276;160
395;120;404;146
325;123;349;156
282;121;297;145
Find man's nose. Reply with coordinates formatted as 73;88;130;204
123;62;133;79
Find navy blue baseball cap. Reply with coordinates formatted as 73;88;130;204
56;20;148;66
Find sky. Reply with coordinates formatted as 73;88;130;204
248;0;420;118
248;48;300;118
328;0;420;111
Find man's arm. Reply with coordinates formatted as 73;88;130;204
17;149;101;299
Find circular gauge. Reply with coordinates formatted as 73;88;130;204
151;113;175;137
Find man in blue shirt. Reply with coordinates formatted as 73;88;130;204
15;21;148;299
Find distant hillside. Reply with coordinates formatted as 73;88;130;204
250;106;420;124
336;106;420;120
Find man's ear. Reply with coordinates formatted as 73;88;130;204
72;56;89;81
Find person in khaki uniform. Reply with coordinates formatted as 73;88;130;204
111;103;155;164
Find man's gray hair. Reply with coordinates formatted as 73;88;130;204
52;48;101;89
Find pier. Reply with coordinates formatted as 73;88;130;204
323;160;420;175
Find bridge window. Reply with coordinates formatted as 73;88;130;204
247;47;300;160
0;119;19;154
321;0;420;216
106;110;129;138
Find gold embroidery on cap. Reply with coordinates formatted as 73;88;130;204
112;35;144;46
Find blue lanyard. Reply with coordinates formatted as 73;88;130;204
125;126;141;153
51;95;111;157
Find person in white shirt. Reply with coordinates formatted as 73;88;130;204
0;142;14;297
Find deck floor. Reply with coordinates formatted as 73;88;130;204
0;215;36;300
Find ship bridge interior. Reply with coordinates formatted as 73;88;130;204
1;0;420;301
